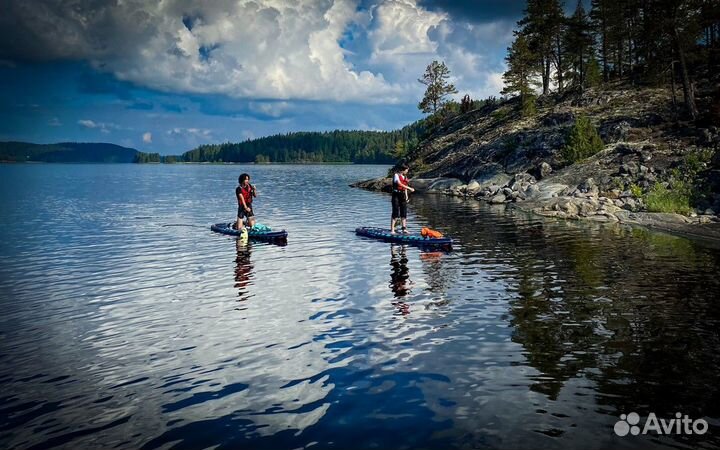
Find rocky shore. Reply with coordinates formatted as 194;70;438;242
352;172;720;242
353;85;720;242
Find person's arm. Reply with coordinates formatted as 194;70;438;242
250;184;257;197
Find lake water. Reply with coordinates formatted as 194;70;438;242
1;164;720;450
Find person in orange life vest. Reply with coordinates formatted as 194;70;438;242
236;173;257;230
391;164;415;234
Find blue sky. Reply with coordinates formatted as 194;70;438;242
0;0;532;154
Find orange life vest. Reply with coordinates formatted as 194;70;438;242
421;227;443;239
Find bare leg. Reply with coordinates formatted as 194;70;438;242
236;217;242;230
248;217;256;228
390;218;397;234
402;218;408;232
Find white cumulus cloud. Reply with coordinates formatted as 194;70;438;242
143;132;152;143
3;0;513;104
78;119;120;133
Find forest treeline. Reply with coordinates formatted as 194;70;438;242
502;0;720;119
134;120;426;164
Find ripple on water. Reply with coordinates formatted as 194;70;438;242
1;164;720;450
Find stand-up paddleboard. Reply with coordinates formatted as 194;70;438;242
355;227;452;248
211;223;288;241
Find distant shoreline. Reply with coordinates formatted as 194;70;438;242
1;160;390;165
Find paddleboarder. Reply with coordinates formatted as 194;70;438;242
391;165;415;234
236;173;257;230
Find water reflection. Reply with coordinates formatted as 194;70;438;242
234;237;253;305
389;245;411;315
407;194;720;447
4;164;720;450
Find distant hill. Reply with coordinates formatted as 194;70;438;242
0;141;139;163
134;120;426;164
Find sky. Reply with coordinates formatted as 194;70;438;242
0;0;529;155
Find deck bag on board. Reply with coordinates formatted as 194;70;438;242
250;223;272;232
421;227;444;239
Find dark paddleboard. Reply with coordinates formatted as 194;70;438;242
211;223;288;241
355;227;452;247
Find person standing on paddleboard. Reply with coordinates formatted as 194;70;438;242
391;165;415;234
236;173;257;230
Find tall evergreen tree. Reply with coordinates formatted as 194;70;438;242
519;0;565;95
503;33;538;115
590;0;611;80
418;61;458;115
564;1;595;89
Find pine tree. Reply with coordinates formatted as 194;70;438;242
661;0;702;119
519;0;565;95
502;33;538;116
418;61;458;115
590;0;611;81
564;1;594;89
585;55;603;87
562;115;605;163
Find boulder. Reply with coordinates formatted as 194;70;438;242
351;177;392;192
558;198;579;216
623;198;638;211
524;184;541;198
473;173;512;191
410;178;440;192
489;193;507;204
539;162;553;179
428;178;464;192
528;182;569;201
620;161;640;176
485;184;501;196
466;180;481;193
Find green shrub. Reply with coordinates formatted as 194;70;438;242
562;115;604;163
645;181;693;214
521;94;537;117
629;183;643;198
683;148;714;174
491;107;510;121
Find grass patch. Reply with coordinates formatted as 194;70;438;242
645;181;693;214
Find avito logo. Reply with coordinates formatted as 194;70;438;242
615;412;708;437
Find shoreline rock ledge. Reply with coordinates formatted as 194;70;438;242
351;174;720;243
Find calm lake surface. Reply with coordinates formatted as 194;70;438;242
1;164;720;450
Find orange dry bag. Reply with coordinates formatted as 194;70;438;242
421;227;444;239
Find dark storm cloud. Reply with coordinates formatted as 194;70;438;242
0;0;145;62
418;0;526;23
0;0;520;148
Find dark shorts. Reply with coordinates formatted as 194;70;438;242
391;191;407;218
237;205;254;220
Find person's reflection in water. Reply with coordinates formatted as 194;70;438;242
419;251;451;310
389;245;412;315
234;236;254;308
